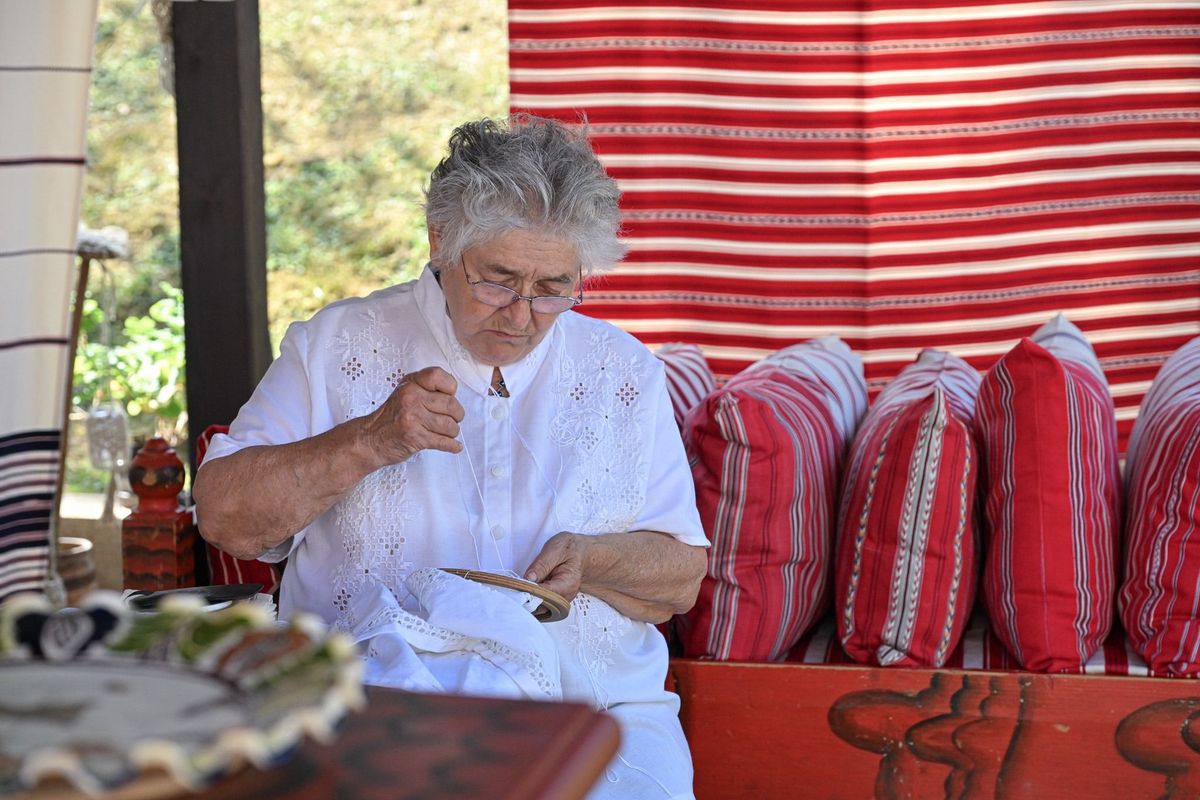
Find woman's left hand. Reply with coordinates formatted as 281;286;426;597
524;531;588;601
524;530;707;624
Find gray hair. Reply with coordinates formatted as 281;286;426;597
424;114;627;275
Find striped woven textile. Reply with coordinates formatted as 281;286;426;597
788;613;1151;677
653;342;716;427
678;337;866;661
835;349;981;668
507;0;1200;450
1120;336;1200;675
0;0;99;601
976;315;1121;672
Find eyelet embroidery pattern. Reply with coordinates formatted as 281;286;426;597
327;307;418;629
565;593;631;699
330;464;414;630
360;568;558;698
331;307;413;421
550;329;649;534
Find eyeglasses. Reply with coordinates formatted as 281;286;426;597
460;257;583;314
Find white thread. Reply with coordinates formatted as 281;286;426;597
454;440;488;571
617;753;675;796
604;754;674;797
507;413;567;535
442;360;519;578
576;623;612;711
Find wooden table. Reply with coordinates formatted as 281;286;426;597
199;687;620;800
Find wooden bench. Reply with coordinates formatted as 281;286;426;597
669;634;1200;799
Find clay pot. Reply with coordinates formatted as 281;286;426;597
58;536;97;605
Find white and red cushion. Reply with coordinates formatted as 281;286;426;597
835;349;982;668
1119;336;1200;675
976;314;1120;672
654;343;716;430
677;336;866;661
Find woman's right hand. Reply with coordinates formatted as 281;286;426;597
358;366;465;467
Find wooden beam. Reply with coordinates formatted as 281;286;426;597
172;0;271;477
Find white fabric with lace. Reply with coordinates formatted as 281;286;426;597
351;567;561;699
202;264;709;799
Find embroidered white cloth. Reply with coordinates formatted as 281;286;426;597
202;264;709;798
352;567;562;700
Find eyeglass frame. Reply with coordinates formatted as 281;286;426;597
458;255;584;315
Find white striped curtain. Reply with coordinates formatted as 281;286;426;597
508;0;1200;450
0;0;100;601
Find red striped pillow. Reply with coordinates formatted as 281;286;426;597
677;336;866;661
835;349;982;668
654;343;716;429
976;315;1120;672
1119;336;1200;676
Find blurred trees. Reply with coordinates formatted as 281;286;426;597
71;0;507;490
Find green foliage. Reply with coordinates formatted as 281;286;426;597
84;1;182;320
258;0;509;344
75;0;507;481
73;283;187;430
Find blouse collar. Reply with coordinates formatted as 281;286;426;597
414;263;556;398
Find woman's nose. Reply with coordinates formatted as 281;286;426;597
501;297;533;328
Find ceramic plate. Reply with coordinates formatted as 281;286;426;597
0;591;364;798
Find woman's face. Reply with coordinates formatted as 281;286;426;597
432;228;582;366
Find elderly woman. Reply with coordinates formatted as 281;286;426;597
193;114;709;798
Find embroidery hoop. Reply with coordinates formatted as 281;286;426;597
440;568;570;623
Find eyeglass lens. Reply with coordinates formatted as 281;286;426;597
470;280;579;313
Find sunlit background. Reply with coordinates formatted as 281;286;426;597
67;0;507;505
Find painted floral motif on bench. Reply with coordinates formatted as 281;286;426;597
830;674;1200;799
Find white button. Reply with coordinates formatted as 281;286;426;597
489;465;506;478
490;525;506;540
491;403;508;421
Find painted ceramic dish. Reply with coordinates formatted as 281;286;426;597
0;591;364;799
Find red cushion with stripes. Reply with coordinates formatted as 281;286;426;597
1120;336;1200;676
976;315;1120;672
196;425;282;595
677;337;866;661
835;349;981;668
654;343;716;429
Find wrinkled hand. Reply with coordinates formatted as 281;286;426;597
359;366;464;467
524;532;588;602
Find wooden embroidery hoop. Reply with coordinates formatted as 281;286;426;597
440;568;571;623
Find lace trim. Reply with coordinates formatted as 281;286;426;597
363;569;558;698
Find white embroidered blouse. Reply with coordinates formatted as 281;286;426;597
201;265;709;708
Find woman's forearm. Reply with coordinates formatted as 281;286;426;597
192;418;378;560
580;532;708;621
194;366;465;560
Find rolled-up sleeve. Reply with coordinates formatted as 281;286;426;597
195;321;317;561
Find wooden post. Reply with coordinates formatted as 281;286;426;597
171;0;272;476
121;437;195;590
